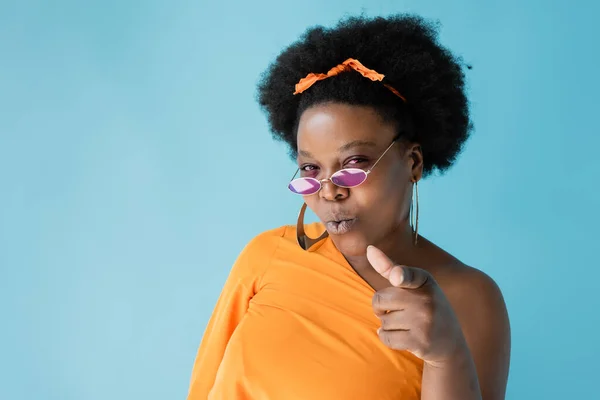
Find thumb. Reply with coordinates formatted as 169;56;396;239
366;245;404;286
366;245;430;289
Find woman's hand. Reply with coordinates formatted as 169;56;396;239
366;245;467;366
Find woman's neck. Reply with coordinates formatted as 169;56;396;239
344;222;417;273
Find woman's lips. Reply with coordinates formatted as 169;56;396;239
325;218;357;235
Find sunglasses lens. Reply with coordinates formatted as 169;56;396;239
288;178;321;195
331;168;367;187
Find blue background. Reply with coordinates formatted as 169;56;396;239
1;0;598;399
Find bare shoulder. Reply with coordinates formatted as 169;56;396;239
416;237;506;309
417;237;510;340
440;263;511;350
437;263;506;310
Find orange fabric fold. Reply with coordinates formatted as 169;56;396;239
293;58;406;102
186;224;423;399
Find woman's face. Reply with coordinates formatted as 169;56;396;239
296;102;421;256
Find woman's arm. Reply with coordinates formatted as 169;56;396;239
186;229;282;399
421;339;481;399
186;256;256;399
422;269;511;400
367;247;510;400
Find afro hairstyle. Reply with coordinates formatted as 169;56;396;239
256;14;473;177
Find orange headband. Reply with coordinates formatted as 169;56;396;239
293;58;406;102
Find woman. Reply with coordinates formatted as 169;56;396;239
187;14;511;400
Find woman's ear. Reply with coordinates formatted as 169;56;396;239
408;143;424;181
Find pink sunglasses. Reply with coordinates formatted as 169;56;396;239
288;136;399;195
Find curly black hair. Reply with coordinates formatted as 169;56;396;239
256;14;472;177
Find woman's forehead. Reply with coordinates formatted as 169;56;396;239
296;103;396;151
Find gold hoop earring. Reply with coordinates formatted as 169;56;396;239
410;179;419;245
296;202;329;250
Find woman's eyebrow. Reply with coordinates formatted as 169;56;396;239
337;140;377;152
298;149;313;158
298;140;377;158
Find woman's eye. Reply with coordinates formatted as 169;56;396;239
346;158;368;166
300;164;318;171
300;165;319;177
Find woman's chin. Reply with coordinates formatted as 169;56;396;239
330;231;369;257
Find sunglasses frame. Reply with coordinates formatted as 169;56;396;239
288;135;400;196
